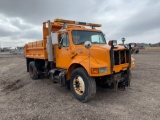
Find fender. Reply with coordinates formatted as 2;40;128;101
66;56;109;80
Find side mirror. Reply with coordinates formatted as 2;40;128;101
84;41;92;49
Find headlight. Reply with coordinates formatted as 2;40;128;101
99;67;108;73
91;67;108;74
132;61;135;65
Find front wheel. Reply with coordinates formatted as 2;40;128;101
70;67;96;102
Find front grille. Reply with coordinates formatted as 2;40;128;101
114;50;129;65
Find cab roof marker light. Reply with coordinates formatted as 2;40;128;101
54;18;102;27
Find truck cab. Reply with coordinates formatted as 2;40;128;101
24;18;135;102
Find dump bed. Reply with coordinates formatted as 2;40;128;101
24;39;49;60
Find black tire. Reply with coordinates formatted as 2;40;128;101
29;61;39;80
135;50;139;54
70;67;96;102
125;70;132;86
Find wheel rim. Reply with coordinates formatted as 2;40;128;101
73;76;85;95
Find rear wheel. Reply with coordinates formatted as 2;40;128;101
29;61;39;80
70;67;96;102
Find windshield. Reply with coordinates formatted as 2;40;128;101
72;30;106;45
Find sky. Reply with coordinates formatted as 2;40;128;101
0;0;160;48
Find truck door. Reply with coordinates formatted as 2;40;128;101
56;33;71;69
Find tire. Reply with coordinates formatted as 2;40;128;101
70;67;96;102
125;70;132;86
29;61;39;80
135;50;139;54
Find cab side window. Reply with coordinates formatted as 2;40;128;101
60;33;70;47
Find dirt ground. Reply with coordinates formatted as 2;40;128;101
0;50;160;120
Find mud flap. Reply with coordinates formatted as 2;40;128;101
112;73;123;91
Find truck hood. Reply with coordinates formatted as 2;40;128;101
91;44;126;51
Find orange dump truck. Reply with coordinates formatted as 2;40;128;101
24;18;135;102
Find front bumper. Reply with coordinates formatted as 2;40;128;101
113;63;129;73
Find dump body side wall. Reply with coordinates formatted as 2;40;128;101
24;39;49;60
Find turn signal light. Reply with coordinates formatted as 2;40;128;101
91;68;99;74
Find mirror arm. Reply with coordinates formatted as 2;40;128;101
58;43;62;49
